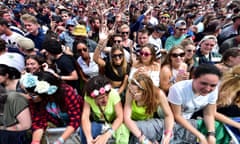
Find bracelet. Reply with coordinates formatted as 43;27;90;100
207;131;215;137
58;137;65;143
142;137;149;144
164;130;173;137
108;128;115;136
31;140;40;144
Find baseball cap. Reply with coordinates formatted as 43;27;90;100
17;37;35;50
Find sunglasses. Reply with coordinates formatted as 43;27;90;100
77;48;88;53
112;53;123;59
122;32;129;35
79;11;84;13
161;16;169;19
177;28;186;31
140;51;152;57
114;40;122;44
171;52;185;58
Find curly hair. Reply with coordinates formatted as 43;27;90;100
217;65;240;108
84;75;111;97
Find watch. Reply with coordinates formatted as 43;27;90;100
207;131;216;137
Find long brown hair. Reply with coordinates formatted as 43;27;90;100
130;73;161;115
218;65;240;108
110;44;128;76
139;43;156;64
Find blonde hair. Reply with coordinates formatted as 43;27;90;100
217;65;240;108
21;14;38;24
131;73;161;115
120;24;130;31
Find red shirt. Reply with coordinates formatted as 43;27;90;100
30;84;83;131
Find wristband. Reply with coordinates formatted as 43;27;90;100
142;137;149;144
108;128;115;135
164;130;173;137
207;131;215;137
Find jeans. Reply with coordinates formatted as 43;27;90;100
79;122;103;144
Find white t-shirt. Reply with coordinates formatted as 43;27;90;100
77;53;99;78
1;32;25;49
168;80;218;119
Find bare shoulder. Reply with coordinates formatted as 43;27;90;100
161;64;171;73
155;87;167;99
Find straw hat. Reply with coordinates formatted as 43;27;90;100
72;24;87;37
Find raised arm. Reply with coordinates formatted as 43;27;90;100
93;26;109;67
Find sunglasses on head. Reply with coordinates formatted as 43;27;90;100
77;48;88;53
140;51;152;57
171;52;185;58
114;40;122;44
112;53;123;59
122;32;129;35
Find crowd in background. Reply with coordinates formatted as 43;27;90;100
1;0;240;144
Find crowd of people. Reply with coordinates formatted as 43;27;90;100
1;0;240;144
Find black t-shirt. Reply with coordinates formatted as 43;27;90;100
55;54;80;93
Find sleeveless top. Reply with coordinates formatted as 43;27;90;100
131;101;153;121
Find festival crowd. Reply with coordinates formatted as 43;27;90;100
1;0;240;144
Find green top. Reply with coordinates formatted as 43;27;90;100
85;89;121;122
0;91;28;127
131;100;153;120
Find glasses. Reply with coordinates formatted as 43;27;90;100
171;52;185;58
140;51;152;57
186;49;196;53
79;11;84;13
121;32;129;35
112;53;123;59
114;40;122;44
177;28;186;31
77;48;88;53
161;16;169;19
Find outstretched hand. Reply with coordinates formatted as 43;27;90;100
99;25;109;41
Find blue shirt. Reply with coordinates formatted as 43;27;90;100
26;28;45;51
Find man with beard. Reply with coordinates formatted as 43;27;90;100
42;39;81;94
